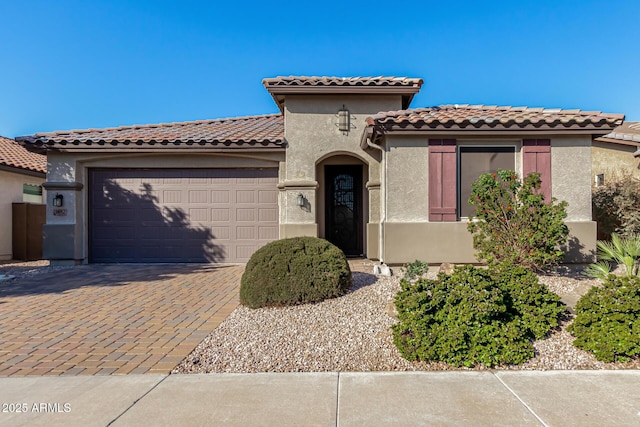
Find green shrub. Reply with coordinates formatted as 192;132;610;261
467;170;569;271
592;174;640;240
392;264;565;367
239;237;352;308
585;233;640;279
569;275;640;362
401;259;430;281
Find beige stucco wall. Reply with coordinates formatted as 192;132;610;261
45;151;283;264
0;169;44;259
385;136;429;222
592;141;640;182
383;221;595;265
551;136;592;221
376;134;595;264
281;95;399;236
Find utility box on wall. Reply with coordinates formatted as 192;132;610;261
12;203;45;261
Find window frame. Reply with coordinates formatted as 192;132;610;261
456;144;517;220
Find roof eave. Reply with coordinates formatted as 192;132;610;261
594;136;640;147
369;123;620;135
0;163;46;178
263;85;422;111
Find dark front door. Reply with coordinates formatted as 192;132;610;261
325;165;363;256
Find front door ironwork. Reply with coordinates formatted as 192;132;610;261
325;165;363;256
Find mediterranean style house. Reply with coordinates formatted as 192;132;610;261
17;76;625;266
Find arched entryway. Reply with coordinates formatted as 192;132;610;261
316;155;368;257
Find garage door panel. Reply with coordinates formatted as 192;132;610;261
211;227;230;240
90;168;278;263
259;190;278;204
211;209;230;222
236;209;256;222
211;191;230;203
259;227;278;240
259;208;277;222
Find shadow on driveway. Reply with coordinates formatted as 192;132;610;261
0;264;238;298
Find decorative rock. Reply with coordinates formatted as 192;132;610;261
385;301;398;318
438;262;455;275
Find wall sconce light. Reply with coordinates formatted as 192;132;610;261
337;105;350;134
296;193;306;207
53;193;64;207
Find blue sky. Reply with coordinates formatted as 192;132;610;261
1;0;638;137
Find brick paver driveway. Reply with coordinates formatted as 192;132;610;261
0;264;242;376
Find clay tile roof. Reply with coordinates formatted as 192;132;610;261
17;114;284;153
366;105;625;132
0;136;46;174
263;76;423;110
262;76;424;88
595;121;640;146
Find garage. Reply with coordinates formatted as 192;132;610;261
89;168;279;263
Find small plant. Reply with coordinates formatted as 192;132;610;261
569;275;640;362
401;260;429;281
239;237;352;308
392;263;565;367
585;233;640;279
467;170;569;271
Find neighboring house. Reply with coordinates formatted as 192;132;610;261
0;136;47;260
592;121;640;183
17;76;624;266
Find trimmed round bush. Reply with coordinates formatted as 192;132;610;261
392;263;565;367
569;275;640;362
240;237;352;308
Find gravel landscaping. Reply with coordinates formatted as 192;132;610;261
175;264;640;374
0;260;74;280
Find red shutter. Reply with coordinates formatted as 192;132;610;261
522;139;551;202
429;139;457;221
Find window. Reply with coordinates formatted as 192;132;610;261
458;146;515;218
23;184;43;204
429;139;550;222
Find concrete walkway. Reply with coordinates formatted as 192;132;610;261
0;264;242;376
1;371;639;426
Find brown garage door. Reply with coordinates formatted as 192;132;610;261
89;169;279;263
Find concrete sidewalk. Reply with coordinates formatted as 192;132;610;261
1;371;639;426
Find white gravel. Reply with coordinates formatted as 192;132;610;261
175;266;640;373
0;260;74;280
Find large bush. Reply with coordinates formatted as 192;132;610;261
240;237;352;308
392;264;565;367
592;174;640;240
467;170;569;271
569;275;640;362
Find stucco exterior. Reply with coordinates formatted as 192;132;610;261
592;141;640;181
374;134;596;264
278;95;398;245
0;169;44;259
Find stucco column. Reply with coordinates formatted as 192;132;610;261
278;180;318;238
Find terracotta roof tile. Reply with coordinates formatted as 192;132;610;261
366;105;625;131
0;136;46;174
595;121;640;146
263;76;424;111
18;114;284;152
263;76;423;88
